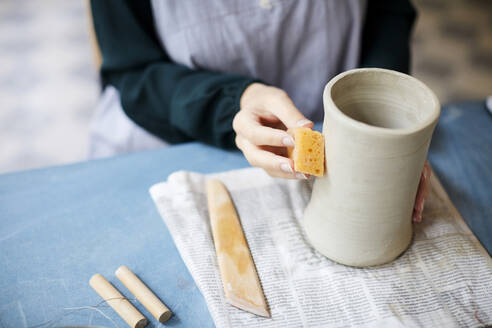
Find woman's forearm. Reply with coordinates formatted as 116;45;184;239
91;0;259;148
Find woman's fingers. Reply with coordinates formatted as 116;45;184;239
235;135;292;172
266;90;314;129
412;161;432;223
265;169;309;180
245;123;295;147
233;111;294;147
235;135;307;179
235;83;314;180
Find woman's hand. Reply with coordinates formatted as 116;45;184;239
413;161;431;222
233;83;313;179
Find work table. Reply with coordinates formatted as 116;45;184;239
0;101;490;327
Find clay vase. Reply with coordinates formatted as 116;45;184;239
303;68;440;267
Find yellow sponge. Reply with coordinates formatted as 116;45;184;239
288;128;325;177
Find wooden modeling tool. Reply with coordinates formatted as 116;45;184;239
116;265;172;323
206;179;270;317
89;273;148;328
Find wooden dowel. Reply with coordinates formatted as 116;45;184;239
116;265;172;323
89;273;148;328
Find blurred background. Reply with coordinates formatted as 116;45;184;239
0;0;491;174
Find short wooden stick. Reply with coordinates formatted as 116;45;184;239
116;265;172;323
89;273;148;328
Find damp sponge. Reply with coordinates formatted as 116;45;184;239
288;128;325;177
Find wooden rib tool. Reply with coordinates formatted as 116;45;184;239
206;179;270;317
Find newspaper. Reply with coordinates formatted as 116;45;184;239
149;168;492;328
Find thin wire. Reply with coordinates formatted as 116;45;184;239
62;306;118;328
27;297;138;328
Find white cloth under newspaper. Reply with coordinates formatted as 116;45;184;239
149;168;492;328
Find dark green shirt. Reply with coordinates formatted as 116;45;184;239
90;0;416;149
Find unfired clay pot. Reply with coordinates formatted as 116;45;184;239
303;68;440;267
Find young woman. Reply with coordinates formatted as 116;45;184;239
89;0;417;179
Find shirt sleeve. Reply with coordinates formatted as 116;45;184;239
360;0;417;74
90;0;260;149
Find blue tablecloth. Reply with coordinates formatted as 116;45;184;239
0;101;490;327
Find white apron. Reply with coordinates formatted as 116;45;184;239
89;0;366;159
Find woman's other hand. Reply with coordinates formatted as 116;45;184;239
234;83;313;179
413;161;431;222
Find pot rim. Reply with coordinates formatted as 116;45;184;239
323;68;441;137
